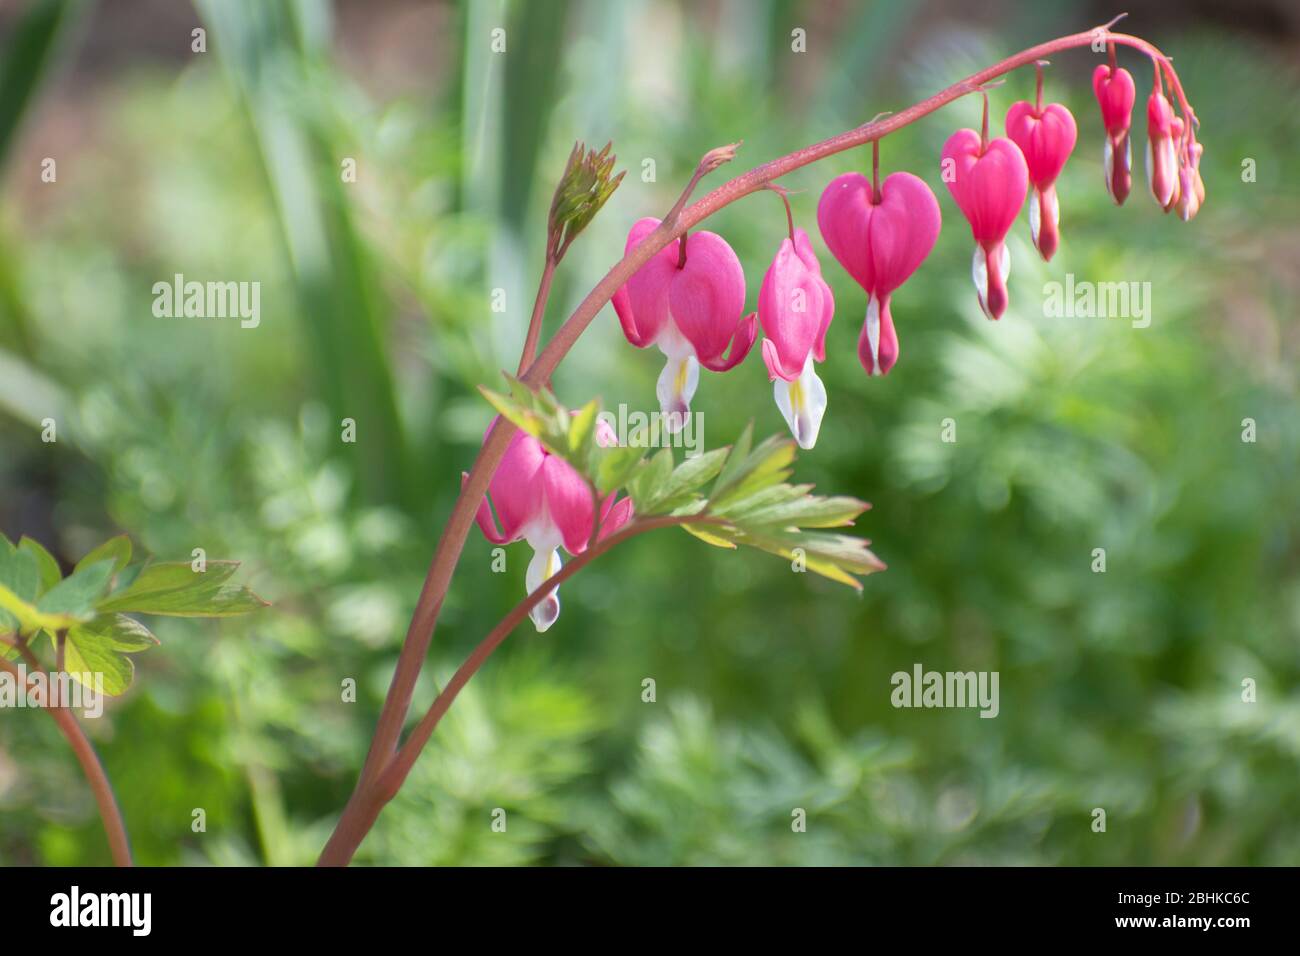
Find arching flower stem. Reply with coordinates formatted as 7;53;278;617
320;19;1201;866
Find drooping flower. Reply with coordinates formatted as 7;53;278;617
942;115;1029;320
612;218;756;431
817;169;940;376
1092;62;1136;205
1174;138;1205;222
1005;66;1077;261
758;227;834;448
1145;71;1182;211
472;420;633;632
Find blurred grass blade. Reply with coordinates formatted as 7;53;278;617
0;0;83;164
500;0;571;231
197;0;411;506
0;0;85;358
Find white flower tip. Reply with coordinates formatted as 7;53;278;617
661;407;688;434
773;358;826;451
526;545;563;633
529;594;560;633
655;353;699;434
971;244;1010;320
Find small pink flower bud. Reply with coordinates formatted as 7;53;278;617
1092;64;1136;205
1174;140;1206;222
817;170;940;376
1145;84;1182;210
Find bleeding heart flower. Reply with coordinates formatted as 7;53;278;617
942;123;1029;320
471;419;632;632
1005;69;1077;262
1145;78;1182;211
817;169;940;376
612;218;756;431
1092;62;1136;205
758;227;834;448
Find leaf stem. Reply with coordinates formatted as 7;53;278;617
317;514;715;865
1;647;132;866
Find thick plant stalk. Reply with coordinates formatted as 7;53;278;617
319;515;708;865
321;21;1196;865
516;256;557;375
0;652;133;866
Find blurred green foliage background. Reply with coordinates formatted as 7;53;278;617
1;0;1298;866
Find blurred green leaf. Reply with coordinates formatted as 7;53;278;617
64;626;134;696
198;0;410;507
75;534;132;576
18;537;61;594
97;561;267;617
626;448;673;512
36;559;113;618
72;614;159;653
0;542;41;603
0;0;82;164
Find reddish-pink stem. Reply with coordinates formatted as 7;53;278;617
1;650;133;866
318;515;710;865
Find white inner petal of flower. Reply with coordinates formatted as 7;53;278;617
525;530;564;633
971;245;1011;317
864;294;882;375
1028;188;1060;247
655;323;699;435
773;354;827;450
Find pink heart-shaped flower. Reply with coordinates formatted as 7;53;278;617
1005;101;1077;189
816;170;941;296
942;130;1029;249
1092;64;1136;136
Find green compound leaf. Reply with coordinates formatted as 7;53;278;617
97;561;268;617
476;381;885;589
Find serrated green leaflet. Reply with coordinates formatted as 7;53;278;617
710;421;754;498
37;559;115;618
0;544;40;604
652;447;729;508
0;582;77;634
18;537;61;593
626;448;673;511
594;444;645;497
65;626;134;696
72;614;159;653
98;561;236;609
710;435;797;511
568;399;598;458
726;494;868;529
75;534;132;575
97;560;267;617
